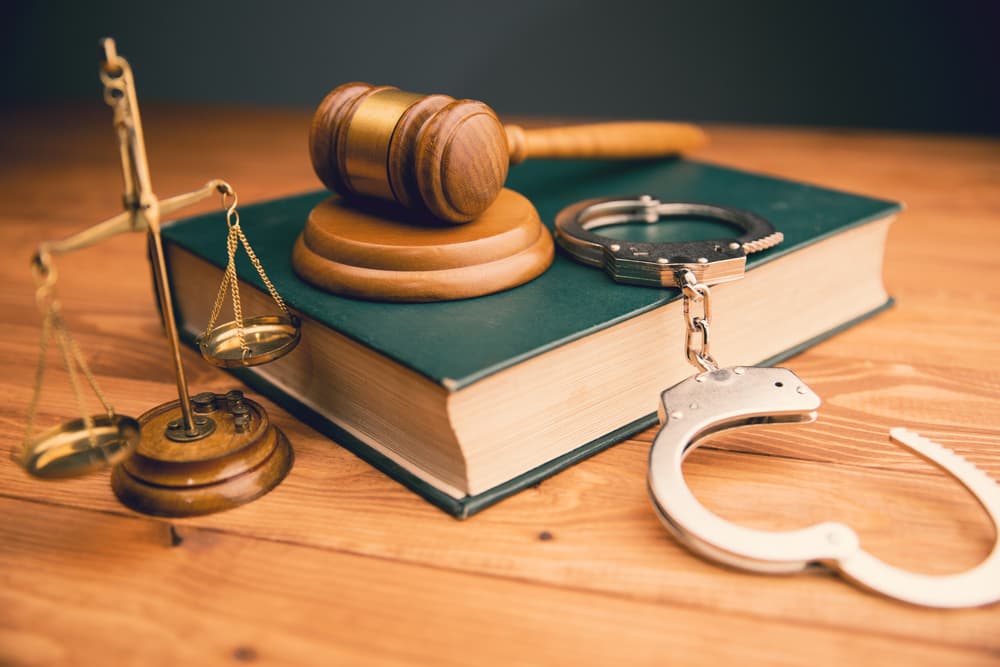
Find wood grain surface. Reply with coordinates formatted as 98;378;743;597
1;104;998;666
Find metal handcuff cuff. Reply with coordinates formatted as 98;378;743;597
555;195;1000;609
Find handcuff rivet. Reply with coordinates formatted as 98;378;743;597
670;411;684;420
697;257;708;264
657;258;670;264
610;244;620;252
728;242;741;250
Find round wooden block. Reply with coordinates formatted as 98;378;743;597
292;188;554;301
111;393;293;517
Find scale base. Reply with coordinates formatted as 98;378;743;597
111;391;292;517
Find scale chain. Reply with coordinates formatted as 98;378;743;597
22;309;53;449
23;298;116;455
226;224;247;357
205;265;233;337
54;312;98;449
204;185;293;363
236;225;290;316
60;312;115;419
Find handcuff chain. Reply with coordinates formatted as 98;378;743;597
678;269;719;373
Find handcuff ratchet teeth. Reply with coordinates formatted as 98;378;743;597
554;195;783;287
647;366;1000;609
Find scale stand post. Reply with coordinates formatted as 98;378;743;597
16;38;298;517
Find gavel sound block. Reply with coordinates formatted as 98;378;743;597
292;189;554;302
309;82;708;222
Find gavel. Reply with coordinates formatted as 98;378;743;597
309;82;708;223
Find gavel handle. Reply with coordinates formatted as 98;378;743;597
505;122;708;165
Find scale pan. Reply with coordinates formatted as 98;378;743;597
19;414;141;479
198;314;301;368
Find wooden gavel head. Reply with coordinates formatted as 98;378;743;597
310;82;510;223
309;82;708;223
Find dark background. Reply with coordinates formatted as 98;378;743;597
3;0;998;134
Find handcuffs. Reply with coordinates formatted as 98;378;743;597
555;195;1000;609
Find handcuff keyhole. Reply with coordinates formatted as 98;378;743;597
774;382;784;388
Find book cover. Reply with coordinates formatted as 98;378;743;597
161;158;900;517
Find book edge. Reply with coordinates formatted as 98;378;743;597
215;361;472;517
455;296;895;518
161;187;901;393
177;297;892;519
443;209;900;391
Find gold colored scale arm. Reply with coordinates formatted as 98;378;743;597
33;180;229;262
17;38;298;509
31;37;236;439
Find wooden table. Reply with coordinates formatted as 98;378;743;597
1;105;998;666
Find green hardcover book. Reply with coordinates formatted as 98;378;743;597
161;159;900;518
